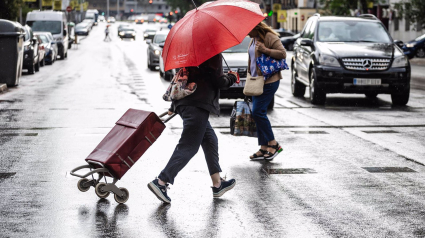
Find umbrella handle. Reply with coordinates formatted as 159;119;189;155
222;54;240;84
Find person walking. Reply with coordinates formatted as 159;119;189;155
148;54;238;204
104;26;111;41
247;22;286;161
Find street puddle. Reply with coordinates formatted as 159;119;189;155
291;131;328;134
362;130;398;134
264;168;317;174
0;172;16;179
0;133;38;136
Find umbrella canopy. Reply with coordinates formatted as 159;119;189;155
162;0;265;71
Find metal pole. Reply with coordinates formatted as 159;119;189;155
117;0;119;20
19;7;22;24
39;0;42;10
107;0;109;18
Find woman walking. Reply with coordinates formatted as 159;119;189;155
148;54;238;203
247;22;286;161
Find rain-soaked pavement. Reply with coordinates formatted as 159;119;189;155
1;22;425;238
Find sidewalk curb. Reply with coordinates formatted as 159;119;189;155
409;58;425;67
0;84;7;93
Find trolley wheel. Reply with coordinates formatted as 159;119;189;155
95;182;110;198
114;187;129;204
77;178;91;192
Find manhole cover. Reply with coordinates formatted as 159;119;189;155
362;130;398;134
291;131;328;134
265;168;317;174
0;172;16;179
362;167;416;173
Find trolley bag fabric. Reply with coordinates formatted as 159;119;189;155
85;109;166;179
230;100;257;137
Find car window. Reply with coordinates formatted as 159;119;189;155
305;18;317;39
24;27;30;41
317;21;391;43
39;35;49;43
154;34;167;43
223;37;251;53
301;20;313;38
415;34;425;41
27;21;62;35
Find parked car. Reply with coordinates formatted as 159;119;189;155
34;32;57;64
119;26;136;40
75;22;90;36
220;37;251;100
280;33;300;51
26;10;69;59
117;23;130;36
291;14;411;106
34;34;46;67
98;15;105;22
274;29;295;38
147;29;169;70
107;17;116;23
22;25;40;74
82;19;94;30
143;28;156;40
402;33;425;59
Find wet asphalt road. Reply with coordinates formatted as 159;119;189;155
1;22;425;238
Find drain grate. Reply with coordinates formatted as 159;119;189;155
220;131;231;135
291;131;328;134
0;173;16;179
0;133;38;136
362;167;416;173
362;130;398;134
265;168;317;174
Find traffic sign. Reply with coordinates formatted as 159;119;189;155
66;6;72;12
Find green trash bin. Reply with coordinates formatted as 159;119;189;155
0;19;25;87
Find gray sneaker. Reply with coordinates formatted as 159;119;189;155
148;178;171;203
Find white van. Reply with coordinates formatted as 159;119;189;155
26;10;68;59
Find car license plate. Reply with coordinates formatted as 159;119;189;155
353;78;381;85
231;80;245;87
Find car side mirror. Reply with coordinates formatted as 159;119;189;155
146;39;152;44
300;39;313;47
394;40;404;48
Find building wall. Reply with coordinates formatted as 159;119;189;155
281;8;316;33
387;0;424;42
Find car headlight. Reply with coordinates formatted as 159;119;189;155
144;33;148;37
154;50;160;55
406;43;416;48
319;54;340;67
119;32;125;36
392;55;408;68
132;32;136;36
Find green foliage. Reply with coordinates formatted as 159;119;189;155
164;0;209;15
319;0;384;16
394;0;425;29
0;0;24;21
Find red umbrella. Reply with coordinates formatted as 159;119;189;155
162;0;265;71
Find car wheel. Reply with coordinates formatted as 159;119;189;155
59;50;65;60
309;70;326;105
291;66;306;97
268;96;275;110
416;48;425;58
40;57;45;66
65;51;68;59
288;43;294;51
133;37;136;41
165;71;173;81
391;85;410;106
35;58;40;72
365;92;378;98
160;70;164;78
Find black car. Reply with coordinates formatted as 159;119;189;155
117;23;130;36
22;25;40;74
291;14;410;106
147;29;169;70
402;33;425;59
274;29;295;38
280;33;300;51
118;26;136;40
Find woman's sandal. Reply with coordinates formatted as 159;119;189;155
264;143;283;161
250;149;268;160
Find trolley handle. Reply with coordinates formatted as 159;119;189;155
159;111;177;123
70;164;109;178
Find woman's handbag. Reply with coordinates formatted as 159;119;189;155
230;98;257;137
243;73;264;96
163;68;197;101
256;54;289;80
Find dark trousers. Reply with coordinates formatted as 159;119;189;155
252;80;280;145
158;105;222;184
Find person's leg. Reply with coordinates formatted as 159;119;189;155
158;106;210;185
201;121;221;181
251;81;280;158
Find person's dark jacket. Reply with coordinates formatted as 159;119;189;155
169;54;237;115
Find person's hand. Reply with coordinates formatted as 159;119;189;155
255;41;268;54
168;110;173;115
